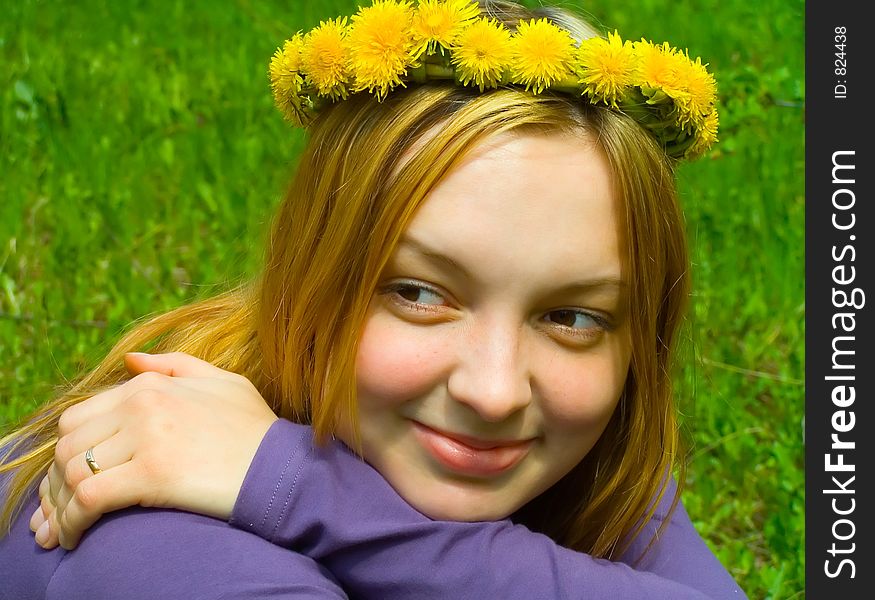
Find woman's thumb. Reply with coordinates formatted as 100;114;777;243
123;351;228;379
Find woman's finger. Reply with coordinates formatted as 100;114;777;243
49;408;125;516
55;410;123;473
56;370;173;437
50;433;134;540
124;351;242;382
29;504;45;533
46;460;63;526
34;508;55;546
56;461;148;550
32;489;58;540
41;433;135;549
30;475;51;532
64;434;135;501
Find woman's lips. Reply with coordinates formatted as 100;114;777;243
411;421;533;477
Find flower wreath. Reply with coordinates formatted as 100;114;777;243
268;0;719;160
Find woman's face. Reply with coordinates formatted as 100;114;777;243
340;131;631;521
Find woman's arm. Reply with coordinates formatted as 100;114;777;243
232;418;746;600
50;506;349;600
32;353;745;599
2;472;347;599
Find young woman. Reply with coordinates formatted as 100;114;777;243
1;1;743;598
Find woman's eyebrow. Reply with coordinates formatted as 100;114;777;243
550;279;628;294
397;235;474;281
397;235;627;293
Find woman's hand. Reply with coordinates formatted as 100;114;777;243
28;351;278;551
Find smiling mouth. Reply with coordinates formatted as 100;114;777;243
411;421;534;477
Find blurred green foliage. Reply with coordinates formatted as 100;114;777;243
1;0;804;597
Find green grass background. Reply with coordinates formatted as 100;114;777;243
1;0;804;597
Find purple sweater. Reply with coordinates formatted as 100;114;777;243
1;419;746;599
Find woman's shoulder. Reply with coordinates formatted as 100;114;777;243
0;492;62;600
1;493;347;600
617;478;744;598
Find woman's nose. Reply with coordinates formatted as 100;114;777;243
446;319;533;422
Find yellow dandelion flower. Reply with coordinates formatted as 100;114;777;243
347;0;416;100
510;18;576;94
412;0;481;58
269;35;304;96
269;34;307;124
674;54;717;128
577;31;635;107
633;39;686;98
687;108;719;158
301;17;350;101
451;17;513;91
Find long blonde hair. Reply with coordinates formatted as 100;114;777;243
2;4;689;562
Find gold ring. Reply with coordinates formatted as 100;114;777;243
85;447;103;475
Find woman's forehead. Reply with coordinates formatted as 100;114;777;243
394;132;624;291
393;119;593;178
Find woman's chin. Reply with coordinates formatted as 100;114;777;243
414;501;511;522
396;481;520;522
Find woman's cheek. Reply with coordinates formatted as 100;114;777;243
356;311;451;407
537;353;626;427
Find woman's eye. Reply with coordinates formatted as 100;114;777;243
548;310;594;328
544;309;609;339
396;284;444;304
381;282;449;312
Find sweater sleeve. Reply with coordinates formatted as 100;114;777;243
1;485;349;599
230;419;747;600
